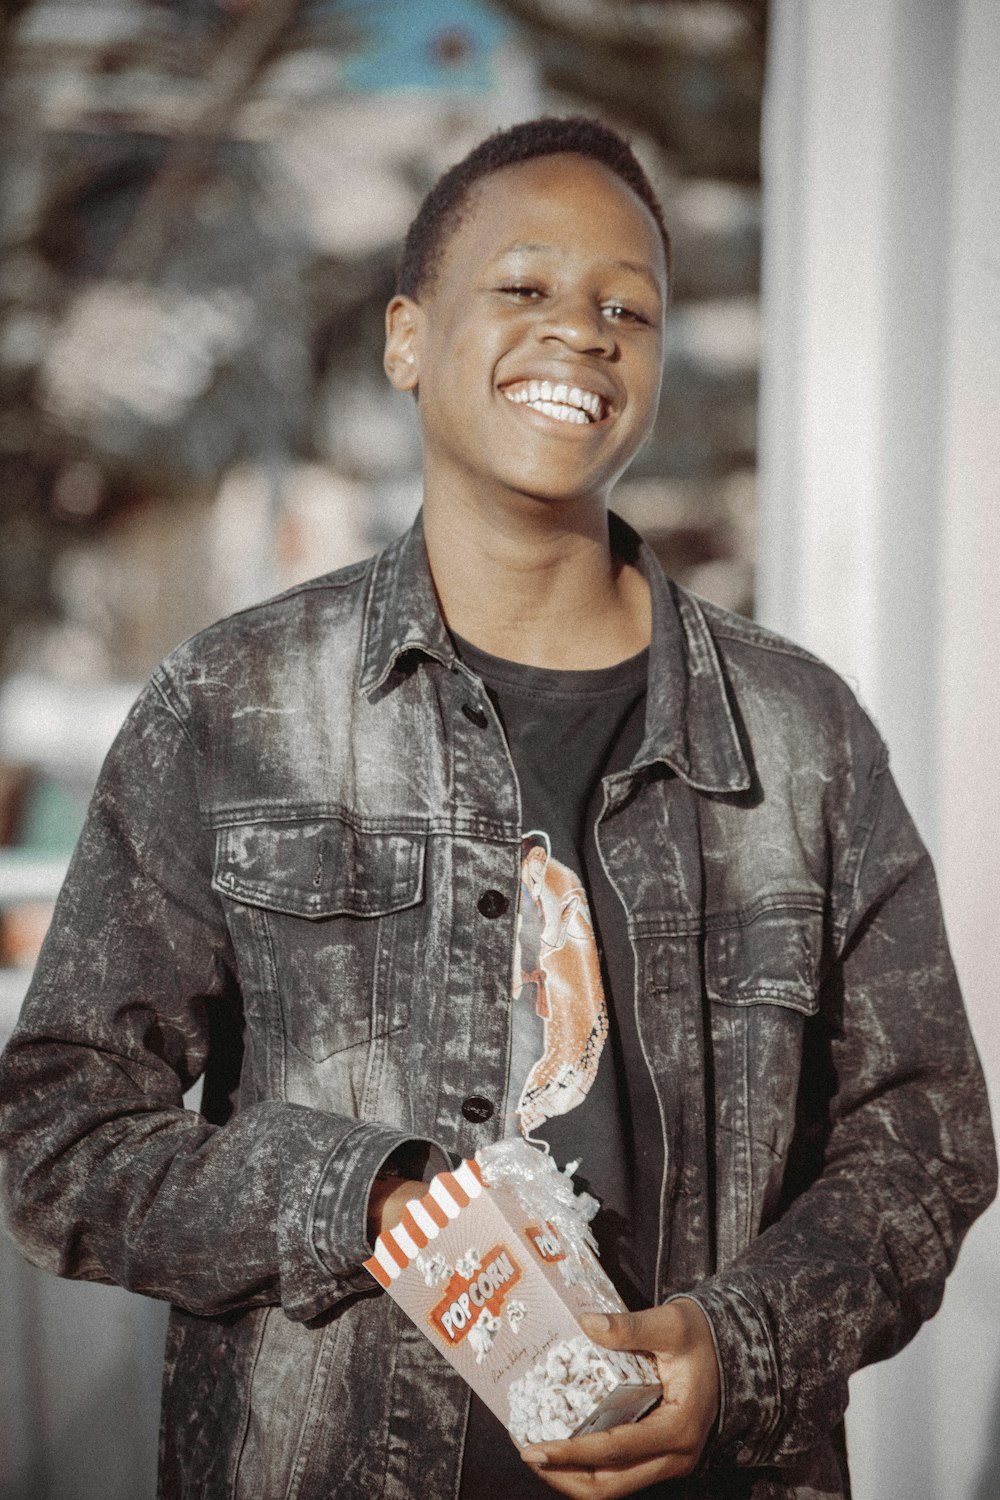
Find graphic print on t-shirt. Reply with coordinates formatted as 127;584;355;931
512;830;609;1137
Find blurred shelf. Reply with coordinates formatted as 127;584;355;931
0;851;69;904
1;966;32;1038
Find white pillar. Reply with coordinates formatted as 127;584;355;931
757;3;1000;1497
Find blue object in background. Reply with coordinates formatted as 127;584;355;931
16;777;86;857
324;0;511;93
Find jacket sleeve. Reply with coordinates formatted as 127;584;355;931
0;677;445;1323
688;746;997;1467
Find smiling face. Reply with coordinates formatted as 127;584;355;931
385;153;667;522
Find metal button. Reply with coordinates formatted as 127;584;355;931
461;702;488;728
461;1096;495;1123
477;889;508;919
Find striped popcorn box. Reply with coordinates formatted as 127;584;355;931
364;1158;660;1448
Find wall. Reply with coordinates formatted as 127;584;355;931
757;3;1000;1496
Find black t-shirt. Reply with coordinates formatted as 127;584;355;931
454;637;669;1500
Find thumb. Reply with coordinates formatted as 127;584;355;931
580;1301;698;1354
578;1309;651;1352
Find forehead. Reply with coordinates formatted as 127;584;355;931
434;153;666;291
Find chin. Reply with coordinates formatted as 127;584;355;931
512;466;624;508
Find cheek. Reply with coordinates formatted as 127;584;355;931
629;352;664;427
424;326;501;402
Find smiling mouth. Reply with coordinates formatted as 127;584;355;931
501;379;607;425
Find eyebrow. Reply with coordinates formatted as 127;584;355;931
496;243;663;292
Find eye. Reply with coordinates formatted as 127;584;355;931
602;302;649;325
498;283;544;300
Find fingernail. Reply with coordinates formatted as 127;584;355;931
579;1312;611;1336
521;1448;548;1466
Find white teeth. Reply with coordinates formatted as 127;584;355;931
502;382;605;422
529;400;588;424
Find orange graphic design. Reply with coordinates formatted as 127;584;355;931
524;1222;567;1263
429;1244;523;1346
513;832;609;1134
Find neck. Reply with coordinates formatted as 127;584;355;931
422;483;651;670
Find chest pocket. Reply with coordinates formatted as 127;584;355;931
703;906;825;1256
705;906;823;1015
213;817;426;1060
706;906;823;1152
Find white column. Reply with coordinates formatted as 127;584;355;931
935;0;1000;1113
932;11;1000;1486
757;3;1000;1497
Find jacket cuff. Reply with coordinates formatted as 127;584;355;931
305;1123;449;1310
681;1279;783;1466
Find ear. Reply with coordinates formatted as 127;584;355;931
384;295;422;392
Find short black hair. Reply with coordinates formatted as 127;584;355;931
396;115;671;300
521;831;551;860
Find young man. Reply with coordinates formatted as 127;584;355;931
0;117;994;1500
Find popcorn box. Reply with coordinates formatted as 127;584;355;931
364;1158;660;1447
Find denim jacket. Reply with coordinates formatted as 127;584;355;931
0;515;994;1500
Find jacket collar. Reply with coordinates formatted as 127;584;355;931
360;509;750;796
360;510;457;692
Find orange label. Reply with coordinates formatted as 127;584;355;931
524;1222;566;1263
429;1243;522;1345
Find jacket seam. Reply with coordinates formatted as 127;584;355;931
707;987;818;1012
629;892;824;939
150;669;196;750
709;623;828;665
203;805;520;840
730;1284;783;1465
228;1310;270;1500
832;748;891;950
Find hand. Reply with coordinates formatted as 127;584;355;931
366;1176;426;1243
520;1298;721;1499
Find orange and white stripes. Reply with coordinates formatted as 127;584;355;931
365;1158;486;1290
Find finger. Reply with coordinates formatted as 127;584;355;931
525;1449;686;1500
579;1298;717;1369
520;1404;703;1474
577;1310;644;1351
578;1305;681;1353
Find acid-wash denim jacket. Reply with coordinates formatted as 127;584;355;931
0;514;994;1500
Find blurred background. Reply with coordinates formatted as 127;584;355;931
0;1;996;1497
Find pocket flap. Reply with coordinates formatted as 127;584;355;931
705;907;823;1014
213;818;425;919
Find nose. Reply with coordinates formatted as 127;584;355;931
538;293;616;357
